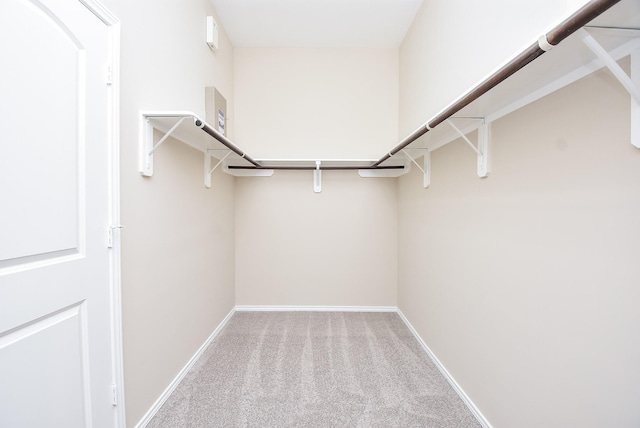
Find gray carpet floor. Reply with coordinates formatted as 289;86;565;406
147;311;481;427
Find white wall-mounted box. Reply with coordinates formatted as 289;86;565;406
206;16;218;50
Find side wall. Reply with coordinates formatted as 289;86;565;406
101;1;236;426
398;63;640;426
399;0;589;136
235;171;397;307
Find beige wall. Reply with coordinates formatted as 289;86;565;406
398;64;640;426
233;46;400;308
98;0;639;425
100;0;236;426
235;171;397;307
234;48;399;159
399;0;589;137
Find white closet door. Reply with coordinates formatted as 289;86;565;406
0;0;116;426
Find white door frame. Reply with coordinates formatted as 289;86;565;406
80;1;126;426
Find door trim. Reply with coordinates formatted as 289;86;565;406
79;1;125;426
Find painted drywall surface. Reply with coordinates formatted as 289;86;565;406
398;65;640;426
235;171;397;307
233;48;399;159
99;0;235;425
399;0;589;138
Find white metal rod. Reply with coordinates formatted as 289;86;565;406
208;151;232;175
446;120;481;156
401;149;425;174
579;28;640;105
148;117;186;155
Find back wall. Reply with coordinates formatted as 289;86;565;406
233;47;398;159
235;171;397;307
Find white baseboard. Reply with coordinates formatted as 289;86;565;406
234;305;397;312
134;307;236;428
396;309;493;428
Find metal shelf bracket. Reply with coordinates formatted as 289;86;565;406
446;118;489;177
579;28;640;149
140;114;187;177
402;148;430;188
204;150;232;188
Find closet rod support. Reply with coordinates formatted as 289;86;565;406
209;151;232;175
314;161;322;193
402;149;430;188
401;149;425;174
579;28;640;105
446;119;481;156
148;117;186;155
205;151;232;188
140;114;190;177
446;119;489;178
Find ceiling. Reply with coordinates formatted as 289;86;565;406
209;0;424;48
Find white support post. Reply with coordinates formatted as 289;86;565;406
204;153;211;188
447;118;489;178
314;160;322;193
477;121;489;178
632;49;640;149
139;116;154;176
424;150;431;188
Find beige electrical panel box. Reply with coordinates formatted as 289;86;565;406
205;87;227;136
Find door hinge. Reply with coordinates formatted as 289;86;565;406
106;64;113;85
112;383;118;406
107;225;125;248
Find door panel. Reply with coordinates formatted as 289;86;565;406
0;0;82;265
0;303;89;427
0;0;116;426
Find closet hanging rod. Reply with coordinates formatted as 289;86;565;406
194;118;261;167
227;165;405;171
373;0;620;167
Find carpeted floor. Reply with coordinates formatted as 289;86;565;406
147;311;481;427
